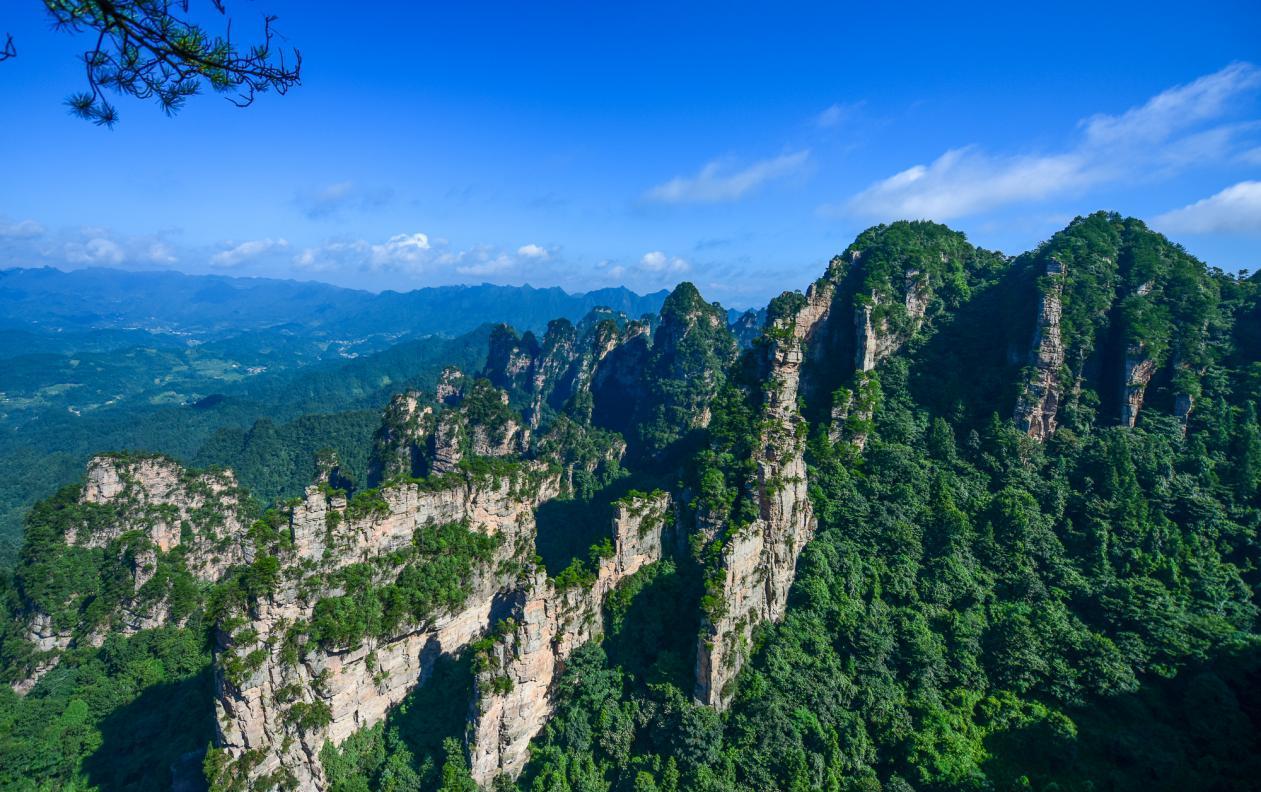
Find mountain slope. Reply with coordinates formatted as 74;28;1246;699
1;214;1258;792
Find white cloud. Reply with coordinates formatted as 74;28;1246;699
1152;181;1261;234
1080;63;1261;147
517;243;550;260
454;248;515;276
211;238;289;268
369;232;430;269
0;219;45;238
845;147;1089;220
646;150;810;203
145;241;177;264
640;251;689;272
844;62;1261;221
65;237;125;265
294;231;545;280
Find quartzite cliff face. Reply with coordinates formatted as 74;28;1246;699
1014;259;1067;441
13;454;250;693
210;463;563;789
693;279;828;709
467;491;672;782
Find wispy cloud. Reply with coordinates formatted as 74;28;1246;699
841;62;1261;221
292;232;556;280
296;180;395;219
646;150;810;203
816;101;863;129
65;237;125;265
1152;181;1261;234
294;232;432;273
211;238;290;269
6;225;183;268
0;218;46;239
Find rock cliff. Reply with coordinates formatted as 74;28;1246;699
694;280;829;709
13;454;250;692
467;491;672;784
1014;259;1067;440
209;462;562;790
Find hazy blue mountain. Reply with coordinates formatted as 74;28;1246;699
0;266;669;340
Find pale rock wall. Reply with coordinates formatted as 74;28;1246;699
78;454;250;577
694;279;829;710
853;269;930;373
213;466;561;790
1014;260;1067;441
16;455;250;693
468;492;671;784
1120;348;1156;428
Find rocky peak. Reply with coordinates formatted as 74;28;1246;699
12;454;251;693
693;281;830;710
435;366;467;406
367;389;435;484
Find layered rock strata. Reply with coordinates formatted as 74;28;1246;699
854;269;930;373
1120;346;1156;428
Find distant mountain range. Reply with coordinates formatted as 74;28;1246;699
0;266;670;341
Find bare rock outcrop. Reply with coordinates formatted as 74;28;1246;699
1120;346;1156;428
1014;259;1067;441
467;491;672;784
854;268;930;373
368;390;434;483
694;280;829;710
210;464;562;790
14;454;251;692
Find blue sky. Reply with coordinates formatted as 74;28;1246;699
1;1;1259;307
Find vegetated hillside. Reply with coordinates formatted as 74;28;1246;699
1;214;1258;792
0;327;493;562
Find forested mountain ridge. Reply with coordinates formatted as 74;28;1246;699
1;213;1259;792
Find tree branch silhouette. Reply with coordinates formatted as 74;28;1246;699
34;1;301;126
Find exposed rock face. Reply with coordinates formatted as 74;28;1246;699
371;379;528;479
485;324;542;398
429;409;466;474
77;455;249;575
435;366;467;406
854;270;930;373
212;465;562;790
1120;347;1156;428
368;390;434;484
15;455;250;693
694;280;829;710
1014;260;1067;441
467;492;672;784
827;371;878;451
